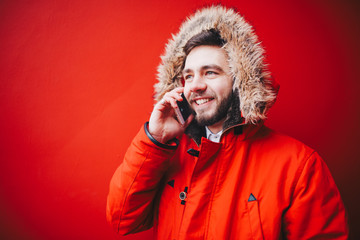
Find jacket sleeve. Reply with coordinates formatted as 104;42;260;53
283;151;349;239
106;123;178;235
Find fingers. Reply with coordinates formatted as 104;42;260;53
183;114;194;128
158;87;184;109
159;98;166;106
154;87;194;128
149;87;193;141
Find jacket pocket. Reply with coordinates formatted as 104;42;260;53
246;199;264;240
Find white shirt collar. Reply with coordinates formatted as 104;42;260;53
205;126;223;143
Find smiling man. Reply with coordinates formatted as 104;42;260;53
107;6;348;239
183;45;233;133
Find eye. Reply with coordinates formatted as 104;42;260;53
205;71;218;77
184;74;193;81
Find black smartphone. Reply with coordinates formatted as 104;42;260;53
175;93;192;125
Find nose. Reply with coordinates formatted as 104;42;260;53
189;75;207;93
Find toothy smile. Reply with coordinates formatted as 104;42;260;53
195;98;213;105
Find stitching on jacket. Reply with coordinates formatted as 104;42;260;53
117;150;151;233
288;150;316;206
177;150;198;238
247;201;255;239
204;149;223;238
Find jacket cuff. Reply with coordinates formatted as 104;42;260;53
144;122;179;150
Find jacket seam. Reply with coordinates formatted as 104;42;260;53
117;150;151;233
204;148;223;239
177;143;199;238
288;150;317;205
246;201;255;240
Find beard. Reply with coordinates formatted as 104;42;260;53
193;91;233;127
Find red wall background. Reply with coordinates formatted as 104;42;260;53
1;0;359;239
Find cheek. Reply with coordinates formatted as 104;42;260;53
216;78;233;96
212;83;230;97
183;83;191;99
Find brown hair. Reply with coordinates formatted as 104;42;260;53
183;29;226;56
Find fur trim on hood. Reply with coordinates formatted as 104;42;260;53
154;5;279;124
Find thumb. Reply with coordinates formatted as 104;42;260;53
182;114;194;129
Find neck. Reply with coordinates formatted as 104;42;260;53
207;119;225;134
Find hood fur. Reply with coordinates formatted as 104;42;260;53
154;5;279;124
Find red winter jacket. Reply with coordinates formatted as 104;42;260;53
107;123;348;239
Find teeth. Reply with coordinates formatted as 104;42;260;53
195;98;210;105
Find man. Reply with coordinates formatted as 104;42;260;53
107;6;348;239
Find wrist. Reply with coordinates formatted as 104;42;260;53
144;122;179;149
148;122;166;143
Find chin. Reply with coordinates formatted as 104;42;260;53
195;114;216;126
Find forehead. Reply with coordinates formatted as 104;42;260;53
183;45;229;71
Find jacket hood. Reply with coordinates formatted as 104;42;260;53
154;5;279;124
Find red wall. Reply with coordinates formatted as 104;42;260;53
1;0;359;239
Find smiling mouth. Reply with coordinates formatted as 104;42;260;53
195;98;214;105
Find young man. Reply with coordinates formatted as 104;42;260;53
107;6;348;239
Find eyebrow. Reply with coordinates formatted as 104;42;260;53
182;64;225;75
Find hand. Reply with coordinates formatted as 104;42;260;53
148;87;194;144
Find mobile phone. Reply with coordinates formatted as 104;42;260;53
175;93;192;125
